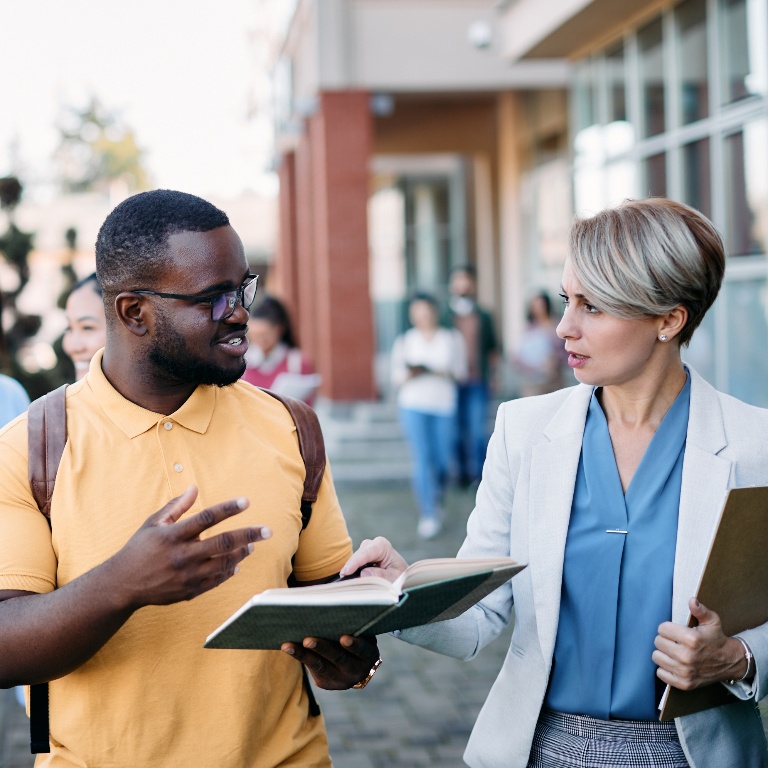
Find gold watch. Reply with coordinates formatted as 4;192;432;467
352;657;383;689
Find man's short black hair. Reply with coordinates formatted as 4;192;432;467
95;189;229;300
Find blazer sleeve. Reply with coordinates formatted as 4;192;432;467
714;391;768;704
397;401;519;659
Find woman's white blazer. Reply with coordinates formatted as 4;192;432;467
400;367;768;768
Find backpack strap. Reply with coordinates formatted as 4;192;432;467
28;384;68;525
260;388;326;718
259;388;325;530
26;384;68;755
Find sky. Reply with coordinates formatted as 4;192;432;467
0;0;276;200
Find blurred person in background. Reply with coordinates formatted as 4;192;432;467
511;291;567;397
62;273;107;381
346;198;768;768
0;288;30;428
242;295;320;405
444;265;499;488
392;293;467;539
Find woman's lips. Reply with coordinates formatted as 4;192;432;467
567;353;588;368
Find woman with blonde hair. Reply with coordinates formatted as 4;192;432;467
343;198;768;767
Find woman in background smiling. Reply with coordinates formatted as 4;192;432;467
62;273;107;380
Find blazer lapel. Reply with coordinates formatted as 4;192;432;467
528;385;592;663
672;368;732;623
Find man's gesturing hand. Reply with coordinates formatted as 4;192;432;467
110;485;271;610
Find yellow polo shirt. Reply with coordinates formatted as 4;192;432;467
0;351;352;767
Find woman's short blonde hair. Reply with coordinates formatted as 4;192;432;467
568;198;725;346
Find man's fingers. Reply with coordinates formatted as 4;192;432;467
339;635;379;661
154;485;199;525
197;526;272;558
174;497;250;539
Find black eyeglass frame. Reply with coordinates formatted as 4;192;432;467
132;274;259;322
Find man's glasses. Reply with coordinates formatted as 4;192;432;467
133;274;259;322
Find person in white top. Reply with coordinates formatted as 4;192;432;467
391;293;467;539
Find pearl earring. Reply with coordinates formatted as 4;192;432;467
660;334;668;342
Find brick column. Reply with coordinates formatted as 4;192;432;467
273;152;299;311
293;130;319;368
306;90;376;400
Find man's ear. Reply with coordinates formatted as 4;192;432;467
114;292;149;337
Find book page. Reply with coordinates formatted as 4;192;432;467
248;576;400;606
399;557;521;589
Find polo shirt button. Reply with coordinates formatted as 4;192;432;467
174;463;183;473
164;421;173;430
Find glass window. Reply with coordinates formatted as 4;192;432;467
606;42;627;124
573;60;597;134
638;17;666;137
724;119;768;256
725;277;768;406
720;0;767;103
676;0;709;123
682;138;711;219
643;152;667;197
682;302;716;385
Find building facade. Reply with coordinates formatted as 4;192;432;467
267;0;768;406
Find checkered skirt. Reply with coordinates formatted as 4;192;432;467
526;709;690;768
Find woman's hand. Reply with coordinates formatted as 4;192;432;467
339;537;409;583
653;598;752;690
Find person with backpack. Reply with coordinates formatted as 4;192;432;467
0;190;380;767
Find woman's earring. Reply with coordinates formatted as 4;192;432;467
659;334;668;342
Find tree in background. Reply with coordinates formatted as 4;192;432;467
54;96;150;194
0;176;34;299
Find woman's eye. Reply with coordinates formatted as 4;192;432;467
584;303;599;314
559;293;569;306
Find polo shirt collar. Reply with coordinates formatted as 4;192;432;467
86;350;215;438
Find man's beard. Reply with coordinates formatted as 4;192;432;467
148;312;246;387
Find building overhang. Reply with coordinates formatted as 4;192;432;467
499;0;655;60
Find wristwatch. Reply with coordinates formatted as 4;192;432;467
352;657;383;689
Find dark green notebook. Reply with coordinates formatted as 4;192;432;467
204;557;525;650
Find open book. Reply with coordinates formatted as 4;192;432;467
204;557;525;650
659;485;768;720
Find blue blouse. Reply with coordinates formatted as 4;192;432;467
545;373;691;720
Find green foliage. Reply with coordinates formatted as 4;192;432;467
0;176;23;210
54;96;150;194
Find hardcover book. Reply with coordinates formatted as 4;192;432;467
204;557;525;650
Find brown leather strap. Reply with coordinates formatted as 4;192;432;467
27;384;68;524
260;389;326;527
26;385;67;755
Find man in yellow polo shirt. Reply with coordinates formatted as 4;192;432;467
0;190;379;767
